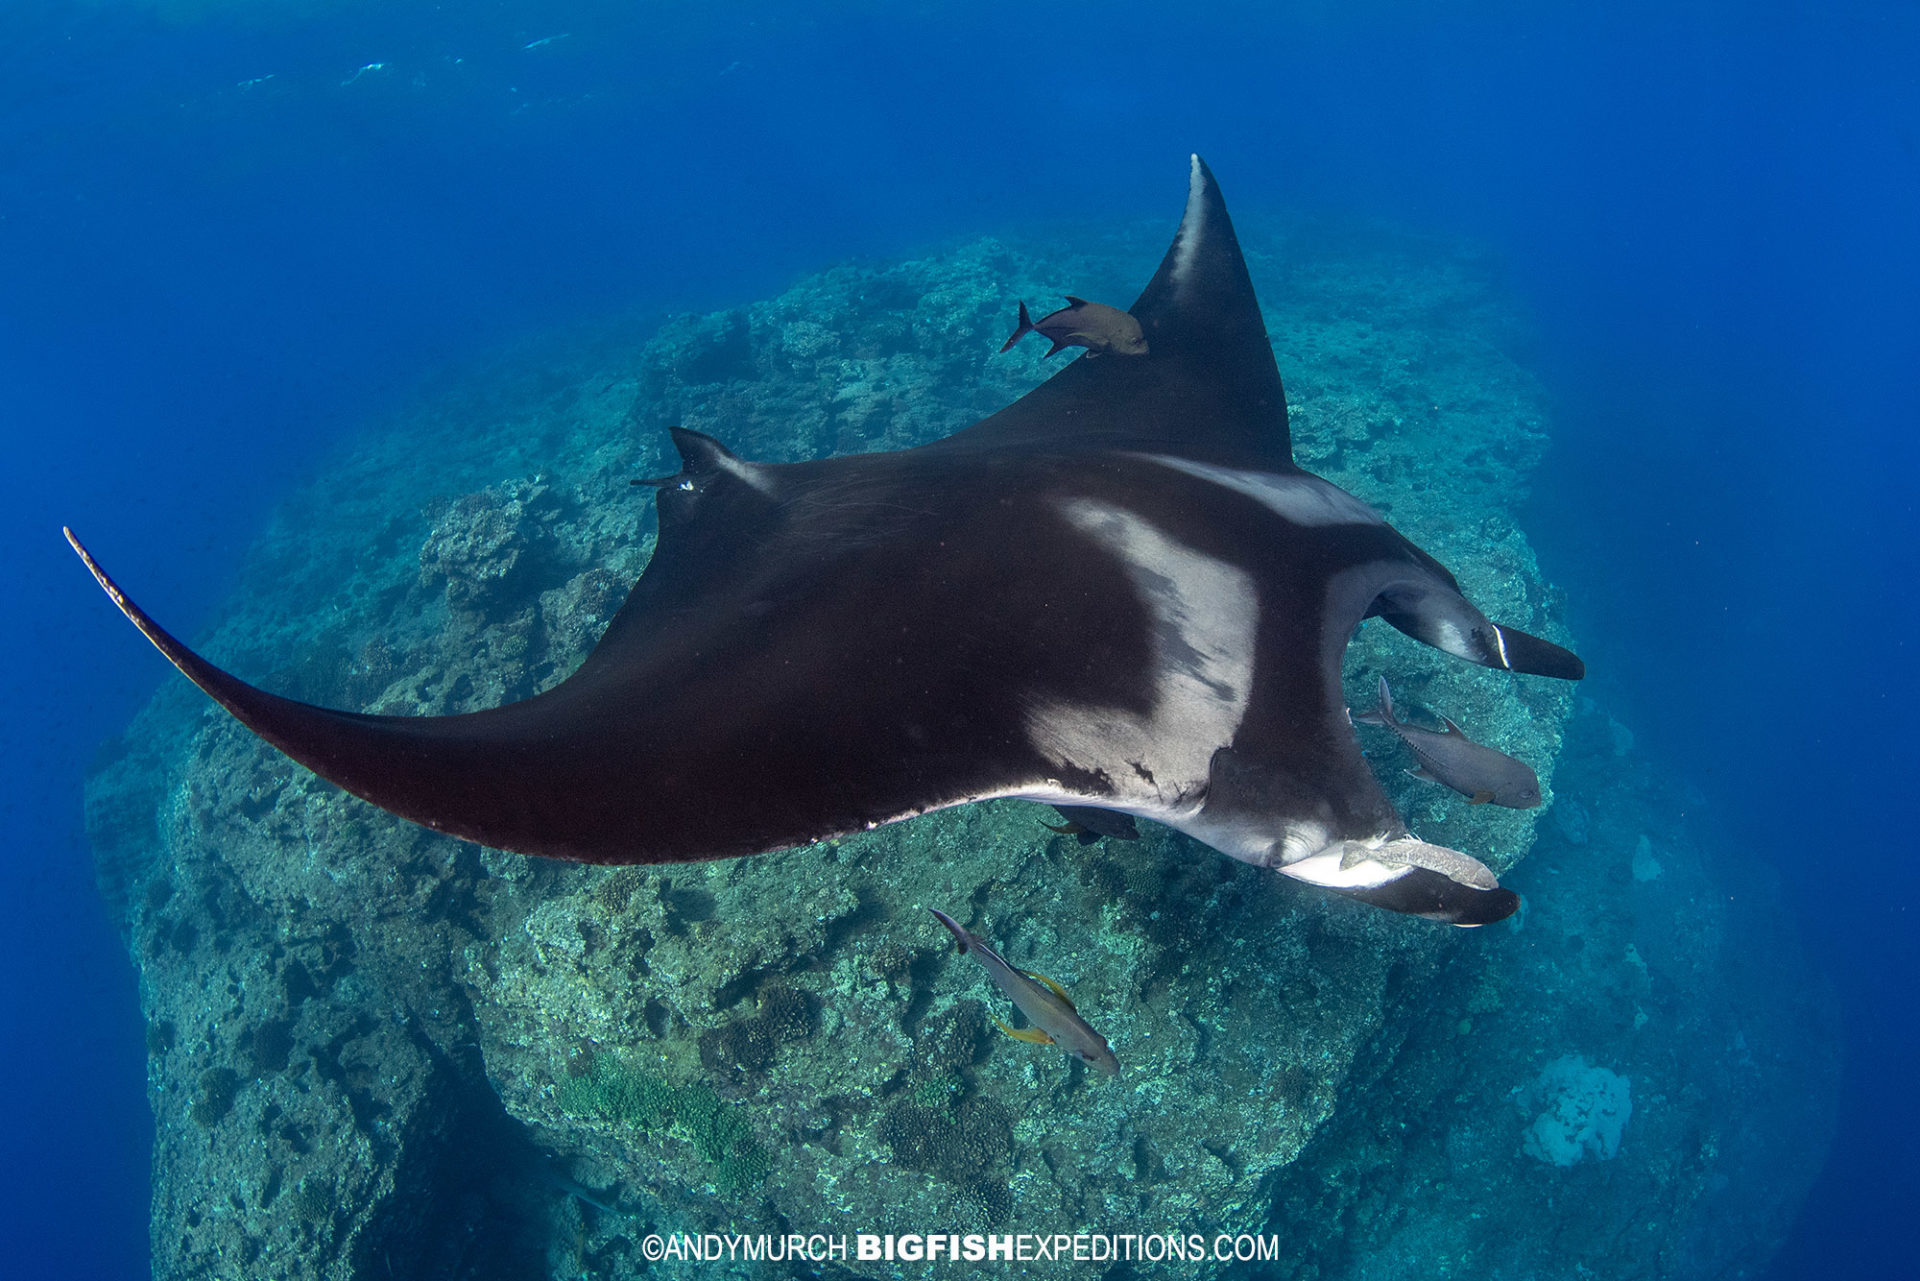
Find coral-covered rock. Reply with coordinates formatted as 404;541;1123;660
82;221;1833;1281
1521;1055;1634;1166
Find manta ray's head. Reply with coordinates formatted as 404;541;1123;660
1289;833;1520;927
1172;793;1519;928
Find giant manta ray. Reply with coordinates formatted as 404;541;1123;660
68;157;1581;928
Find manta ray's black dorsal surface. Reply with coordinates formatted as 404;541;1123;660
70;155;1583;927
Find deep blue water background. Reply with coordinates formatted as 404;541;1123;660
2;1;1912;1275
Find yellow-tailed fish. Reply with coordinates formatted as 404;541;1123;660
928;908;1119;1076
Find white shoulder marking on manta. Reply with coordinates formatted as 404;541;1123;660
1170;153;1206;298
1135;454;1383;527
1023;499;1257;813
712;451;777;497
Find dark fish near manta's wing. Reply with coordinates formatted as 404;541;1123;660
1351;676;1543;808
1041;804;1140;844
1000;296;1148;358
67;156;1582;928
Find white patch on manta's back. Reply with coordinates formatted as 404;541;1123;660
712;452;777;497
1135;455;1383;528
1170;153;1206;298
1023;498;1257;812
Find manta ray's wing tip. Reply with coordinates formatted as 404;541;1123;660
64;526;117;592
64;526;131;617
64;527;212;690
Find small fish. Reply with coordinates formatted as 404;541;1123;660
1336;836;1499;892
928;908;1119;1076
530;1160;635;1218
1000;296;1148;358
1351;676;1542;808
1040;804;1140;845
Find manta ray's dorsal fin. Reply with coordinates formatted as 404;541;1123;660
943;154;1290;469
657;427;778;505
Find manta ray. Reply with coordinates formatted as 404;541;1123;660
67;156;1581;927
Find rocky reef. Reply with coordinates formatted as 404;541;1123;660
85;220;1834;1279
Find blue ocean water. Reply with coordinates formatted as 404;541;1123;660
2;1;1912;1276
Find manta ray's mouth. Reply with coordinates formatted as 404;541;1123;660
1274;831;1517;927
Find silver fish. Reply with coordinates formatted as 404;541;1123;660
1352;676;1542;808
928;908;1119;1076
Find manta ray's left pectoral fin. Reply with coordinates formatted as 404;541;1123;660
1369;575;1585;681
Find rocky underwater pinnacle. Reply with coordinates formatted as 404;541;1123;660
82;218;1834;1281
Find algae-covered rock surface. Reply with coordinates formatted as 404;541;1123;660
85;221;1833;1280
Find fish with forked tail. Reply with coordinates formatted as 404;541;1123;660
928;908;1119;1076
1000;296;1148;358
1352;676;1542;808
1040;804;1140;844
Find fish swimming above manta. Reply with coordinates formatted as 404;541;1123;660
66;155;1582;929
